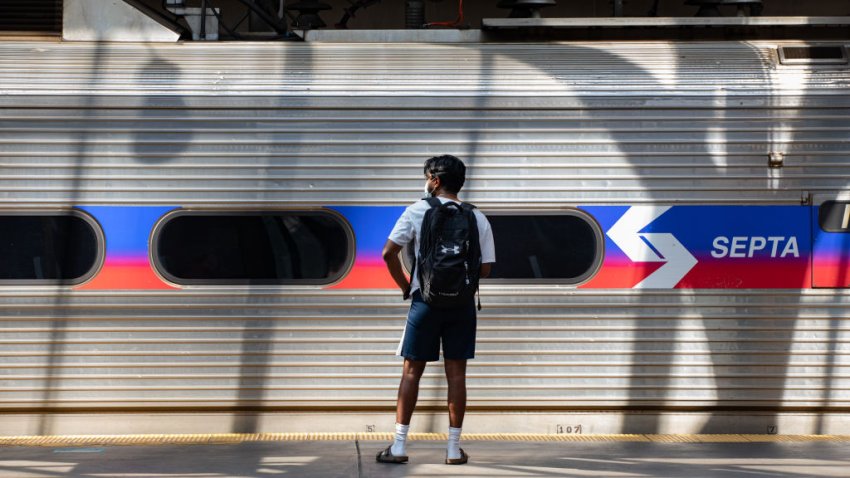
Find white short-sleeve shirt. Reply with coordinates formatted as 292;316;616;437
388;197;496;293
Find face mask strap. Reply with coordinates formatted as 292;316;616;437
425;172;440;197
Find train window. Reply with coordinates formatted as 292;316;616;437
819;201;850;233
0;212;102;284
154;211;353;285
402;212;603;283
778;46;848;65
487;213;602;283
0;0;62;34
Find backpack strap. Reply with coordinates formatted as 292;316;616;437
460;202;480;256
410;197;444;292
421;197;444;247
460;203;482;310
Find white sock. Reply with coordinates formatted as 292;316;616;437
391;422;409;456
447;426;462;459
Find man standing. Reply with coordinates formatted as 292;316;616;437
376;155;496;465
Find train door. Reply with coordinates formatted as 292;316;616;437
812;196;850;288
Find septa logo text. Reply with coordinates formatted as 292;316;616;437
711;236;799;258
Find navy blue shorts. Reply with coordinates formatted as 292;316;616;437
397;290;477;362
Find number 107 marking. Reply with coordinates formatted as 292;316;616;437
556;424;583;434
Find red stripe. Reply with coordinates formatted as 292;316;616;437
77;265;177;290
677;260;811;288
813;259;850;288
330;263;399;290
580;260;665;289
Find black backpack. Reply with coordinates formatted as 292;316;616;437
412;197;482;310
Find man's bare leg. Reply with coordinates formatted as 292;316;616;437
396;358;427;425
382;358;427;459
444;358;467;427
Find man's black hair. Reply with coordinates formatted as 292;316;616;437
423;154;466;194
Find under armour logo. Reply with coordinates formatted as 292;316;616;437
440;245;461;255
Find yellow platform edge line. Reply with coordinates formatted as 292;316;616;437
1;433;849;447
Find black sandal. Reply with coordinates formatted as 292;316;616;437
376;445;408;464
445;447;469;465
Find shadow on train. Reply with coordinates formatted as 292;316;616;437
39;41;109;437
229;42;317;435
132;53;190;163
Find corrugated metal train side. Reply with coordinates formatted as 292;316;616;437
0;40;849;434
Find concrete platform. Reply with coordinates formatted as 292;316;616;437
1;437;849;478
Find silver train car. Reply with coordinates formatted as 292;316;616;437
1;39;849;436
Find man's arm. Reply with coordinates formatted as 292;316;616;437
382;239;411;297
480;263;492;279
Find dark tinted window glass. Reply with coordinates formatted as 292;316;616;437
0;215;99;282
819;201;850;232
156;213;351;283
488;215;598;281
0;0;62;33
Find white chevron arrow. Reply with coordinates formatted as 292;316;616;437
607;206;698;289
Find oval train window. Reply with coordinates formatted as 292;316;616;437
154;211;353;285
401;212;602;284
0;213;102;283
487;213;601;283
